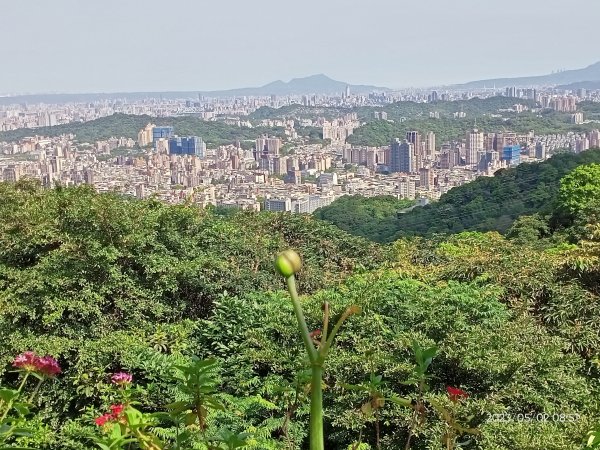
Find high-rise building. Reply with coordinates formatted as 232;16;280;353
439;148;457;170
255;137;281;157
419;167;434;190
272;157;288;176
390;139;414;173
484;133;495;151
406;131;421;169
405;131;421;154
571;113;584;124
575;138;590;153
535;142;547;160
589;129;600;148
550;96;577;112
425;132;436;158
466;129;484;166
318;172;338;188
322;119;356;141
83;168;95;185
291;197;310;214
2;165;21;182
153;126;174;143
502;145;521;167
137;124;154;147
168;136;205;157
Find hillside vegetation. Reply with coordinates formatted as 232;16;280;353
316;149;600;242
0;113;283;147
313;195;413;243
0;176;599;449
347;110;594;147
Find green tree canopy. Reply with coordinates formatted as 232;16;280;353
558;163;600;215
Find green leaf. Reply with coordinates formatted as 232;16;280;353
0;389;19;403
360;401;372;416
184;412;197;426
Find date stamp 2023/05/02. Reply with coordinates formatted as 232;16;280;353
487;412;581;423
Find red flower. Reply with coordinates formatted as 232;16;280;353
447;386;469;402
309;329;322;338
13;351;40;372
111;372;133;385
37;356;62;378
95;404;126;426
110;404;125;417
95;414;112;426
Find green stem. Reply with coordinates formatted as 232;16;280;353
321;306;356;358
28;378;44;404
286;276;317;363
309;365;324;450
16;372;30;394
320;302;330;349
0;372;29;421
285;275;324;449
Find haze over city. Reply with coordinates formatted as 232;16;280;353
2;0;600;94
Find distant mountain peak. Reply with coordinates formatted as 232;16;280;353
295;74;335;81
247;74;385;95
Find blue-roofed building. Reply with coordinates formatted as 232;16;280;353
152;126;174;144
168;136;205;157
502;145;521;167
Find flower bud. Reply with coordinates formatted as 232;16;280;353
275;250;302;278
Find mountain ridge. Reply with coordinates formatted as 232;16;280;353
453;61;600;89
0;75;389;105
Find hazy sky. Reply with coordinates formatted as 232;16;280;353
1;0;599;94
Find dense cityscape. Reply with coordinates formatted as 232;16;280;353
1;83;600;214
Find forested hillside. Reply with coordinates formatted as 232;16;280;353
316;149;600;242
0;113;283;147
313;195;413;243
394;149;600;237
0;178;599;449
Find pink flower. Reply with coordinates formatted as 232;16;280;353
111;372;133;385
36;356;61;378
13;351;40;372
95;414;112;426
13;352;61;378
447;386;469;402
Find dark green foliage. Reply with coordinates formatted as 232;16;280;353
393;149;600;239
313;195;413;243
0;181;383;438
250;97;540;130
0;114;284;148
0;174;599;449
558;163;600;215
579;101;600;121
505;214;550;246
348;100;595;147
196;271;597;449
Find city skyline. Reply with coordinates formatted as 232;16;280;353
2;0;600;94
